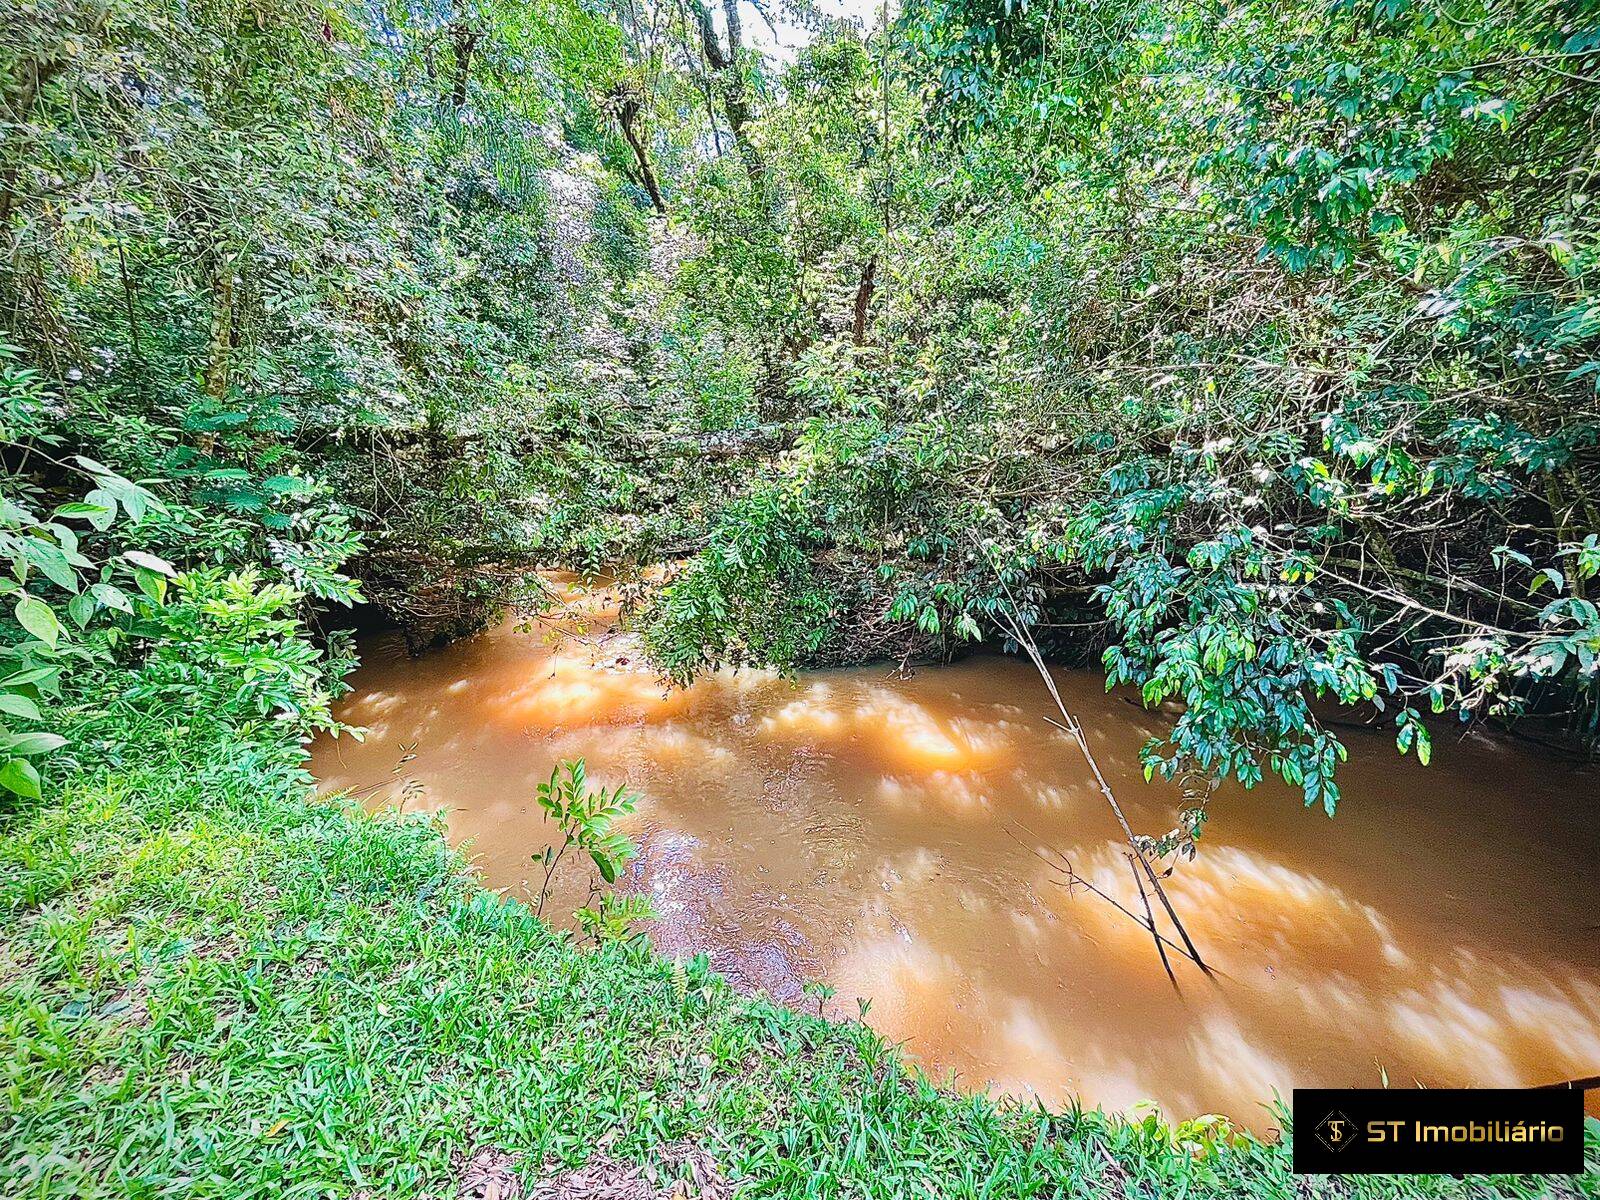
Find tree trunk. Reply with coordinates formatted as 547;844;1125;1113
616;93;667;213
448;20;479;109
1546;471;1589;601
0;54;68;234
204;252;235;401
851;256;877;345
687;0;765;186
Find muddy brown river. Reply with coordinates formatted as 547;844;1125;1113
311;578;1600;1129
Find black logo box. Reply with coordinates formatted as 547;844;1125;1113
1292;1088;1586;1175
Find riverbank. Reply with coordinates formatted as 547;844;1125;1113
4;715;1596;1198
313;582;1600;1127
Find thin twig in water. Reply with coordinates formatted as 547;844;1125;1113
1128;853;1177;988
984;578;1213;978
1002;823;1208;970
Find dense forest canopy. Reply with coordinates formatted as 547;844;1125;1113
2;0;1598;834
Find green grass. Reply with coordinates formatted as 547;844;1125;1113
2;728;1597;1198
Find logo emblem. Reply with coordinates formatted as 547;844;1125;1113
1315;1110;1358;1154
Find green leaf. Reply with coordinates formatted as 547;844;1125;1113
15;595;60;648
82;489;118;531
0;730;66;756
0;693;42;720
133;567;167;604
96;474;152;523
261;474;311;496
90;583;133;613
0;757;41;798
23;536;79;591
1532;568;1565;594
68;590;96;628
123;550;176;577
52;501;112;522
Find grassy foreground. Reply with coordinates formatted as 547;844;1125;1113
3;735;1597;1199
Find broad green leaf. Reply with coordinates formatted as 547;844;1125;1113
83;489;118;530
123;550;177;577
90;583;133;613
0;693;42;720
24;538;80;591
0;730;66;756
14;595;60;648
134;567;168;604
68;591;96;628
0;757;41;798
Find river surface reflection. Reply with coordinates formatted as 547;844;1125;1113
310;578;1600;1128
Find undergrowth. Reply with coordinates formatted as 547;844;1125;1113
2;717;1596;1198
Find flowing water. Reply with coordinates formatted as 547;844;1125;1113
311;577;1600;1128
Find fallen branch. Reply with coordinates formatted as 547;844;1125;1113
1004;823;1218;976
989;596;1214;979
1128;853;1178;988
